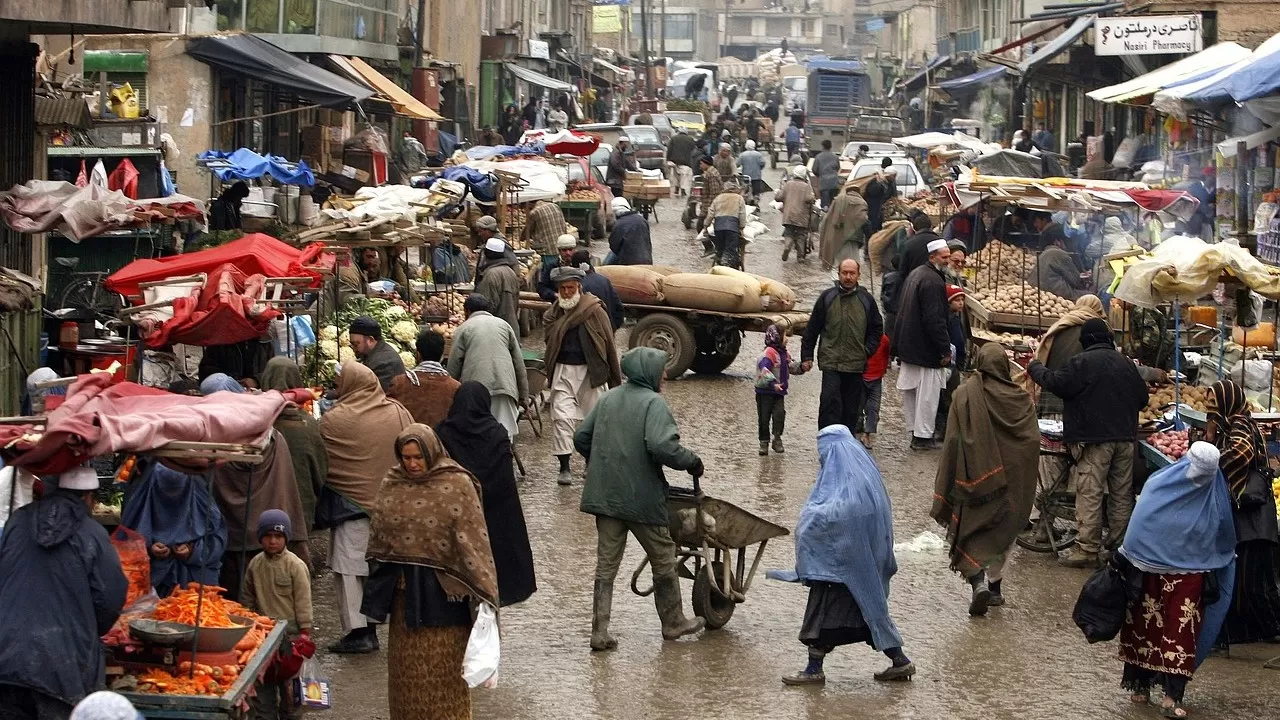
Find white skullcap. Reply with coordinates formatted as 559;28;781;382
1187;441;1220;482
59;465;99;491
719;142;731;151
618;135;631;143
745;140;756;150
556;233;578;250
791;165;807;179
926;238;948;254
611;197;631;214
71;691;140;720
484;237;507;253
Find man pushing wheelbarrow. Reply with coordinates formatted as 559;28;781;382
574;347;706;651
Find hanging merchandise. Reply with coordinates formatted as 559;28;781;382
107;158;140;199
89;159;108;188
159;159;175;197
75;160;88;188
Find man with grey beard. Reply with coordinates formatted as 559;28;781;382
542;266;621;486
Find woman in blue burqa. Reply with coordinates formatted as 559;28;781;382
120;460;227;598
769;425;915;685
1116;441;1236;719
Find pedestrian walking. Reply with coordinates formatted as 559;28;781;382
776;165;815;261
543;266;621;486
474;238;523;335
606;137;637;197
771;425;916;685
537;234;580;300
119;460;227;598
1027;318;1148;569
932;284;969;440
811;140;841;209
388;328;462;428
755;324;802;456
1116;442;1236;719
666;129;696;197
817;180;869;272
607;198;653;265
933;343;1039;615
800;259;883;432
709;180;748;269
259;357;328;529
575;347;706;650
437;382;537;607
714;143;736;179
362;425;498;720
348;315;406;393
856;333;890;449
0;466;128;719
318;362;413;654
697;156;723;235
892;239;953;450
864;158;897;233
243;509;313;720
1205;379;1280;646
737;140;766;200
448;294;527;439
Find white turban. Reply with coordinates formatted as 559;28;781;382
745;140;756;150
926;239;948;254
71;691;142;720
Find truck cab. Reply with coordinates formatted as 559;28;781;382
803;57;873;152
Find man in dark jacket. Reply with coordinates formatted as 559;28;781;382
537;234;580;301
801;258;884;433
575;347;705;651
666;129;697;198
1027;318;1148;569
896;212;941;279
811;140;841;209
349;315;405;392
892;239;953;450
572;249;624;330
607;197;653;265
0;466;128;718
606;137;637;196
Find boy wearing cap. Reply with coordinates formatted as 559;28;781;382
244;509;312;718
933;285;969;440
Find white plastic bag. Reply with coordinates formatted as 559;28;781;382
462;603;500;688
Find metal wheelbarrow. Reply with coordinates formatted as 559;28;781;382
630;474;789;629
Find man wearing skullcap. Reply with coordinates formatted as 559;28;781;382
892;238;953;450
474;236;523;335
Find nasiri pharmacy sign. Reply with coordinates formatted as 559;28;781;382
1095;14;1203;56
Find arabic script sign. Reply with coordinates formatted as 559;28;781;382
1095;14;1203;56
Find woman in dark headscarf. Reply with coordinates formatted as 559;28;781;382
436;382;536;606
932;343;1039;615
1207;379;1280;646
120;460;227;597
259;357;327;528
362;424;498;720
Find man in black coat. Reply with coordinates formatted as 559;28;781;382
801;258;883;433
538;234;581;301
666;129;697;198
1028;318;1149;569
892;239;953;450
895;212;941;279
572;249;624;330
0;466;128;717
607;197;653;265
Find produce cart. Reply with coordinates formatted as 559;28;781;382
519;292;809;378
557;199;599;242
630;476;789;628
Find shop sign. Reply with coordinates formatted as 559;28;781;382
528;39;550;60
1095;14;1203;56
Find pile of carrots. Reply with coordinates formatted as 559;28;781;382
153;584;241;628
135;664;237;697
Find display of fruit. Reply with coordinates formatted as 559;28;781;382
971;240;1038;288
1148;429;1190;459
420;290;466;321
567;189;600;201
970;283;1071;317
1139;384;1210;424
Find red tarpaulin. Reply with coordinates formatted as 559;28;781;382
138;264;282;348
0;373;311;475
106;233;332;300
520;129;601;156
1122;189;1199;215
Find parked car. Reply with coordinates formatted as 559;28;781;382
628;113;673;144
618;125;665;171
839;141;906;177
588;143;613;180
664;110;706;136
847;156;926;197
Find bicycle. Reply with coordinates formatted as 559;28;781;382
1017;422;1080;553
55;256;125;321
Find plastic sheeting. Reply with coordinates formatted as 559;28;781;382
106;233;330;299
1114;235;1280;308
0;181;205;241
319;184;434;222
517;129;600;156
1086;42;1250;104
137;264;282;349
970;149;1065;178
198;148;315;186
937;65;1008;96
459;159;567;204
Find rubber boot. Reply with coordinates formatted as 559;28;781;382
654;576;704;640
590;580;618;651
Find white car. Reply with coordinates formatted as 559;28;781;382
848;156;926;198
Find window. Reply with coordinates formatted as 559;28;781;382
766;18;790;37
217;0;244;30
729;17;752;35
285;0;316;34
246;0;280;32
803;20;817;36
663;14;695;41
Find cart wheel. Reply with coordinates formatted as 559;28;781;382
1016;514;1078;553
690;328;742;375
629;313;697;379
693;561;736;629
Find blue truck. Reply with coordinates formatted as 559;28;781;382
803;57;893;152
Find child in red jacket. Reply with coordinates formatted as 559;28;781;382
858;334;891;448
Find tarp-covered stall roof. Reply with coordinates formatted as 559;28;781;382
937;66;1009;96
187;34;374;108
1018;15;1094;76
331;55;446;121
1086;42;1251;104
504;63;575;92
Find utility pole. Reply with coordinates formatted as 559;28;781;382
639;0;652;98
659;0;666;63
411;0;430;145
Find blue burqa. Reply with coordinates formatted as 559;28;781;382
1119;455;1237;667
768;425;904;650
120;462;227;597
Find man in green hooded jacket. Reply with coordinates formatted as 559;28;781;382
575;347;706;651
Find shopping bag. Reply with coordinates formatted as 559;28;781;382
293;656;331;709
461;603;500;688
110;526;151;606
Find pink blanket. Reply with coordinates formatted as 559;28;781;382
1;374;291;475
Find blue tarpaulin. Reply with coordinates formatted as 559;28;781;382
463;143;544;161
903;55;952;92
438;167;496;203
937;65;1009;95
1227;39;1280;102
805;56;863;74
198;149;315;186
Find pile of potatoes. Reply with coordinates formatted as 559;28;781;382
973;328;1037;348
971;240;1037;287
970;283;1072;317
1140;384;1210;425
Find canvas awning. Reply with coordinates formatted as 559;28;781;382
592;57;633;81
328;55;445;121
903;55;952;92
187;34;373;108
1018;15;1094;76
505;63;574;92
937;66;1009;96
1086;42;1250;104
1178;32;1280;107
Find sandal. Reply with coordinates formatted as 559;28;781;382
1160;701;1188;718
1129;692;1150;705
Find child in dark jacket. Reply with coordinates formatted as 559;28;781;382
756;324;803;455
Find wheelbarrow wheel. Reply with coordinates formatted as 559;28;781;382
692;561;736;629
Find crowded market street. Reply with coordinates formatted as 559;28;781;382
293;165;1279;720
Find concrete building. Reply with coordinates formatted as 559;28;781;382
1133;0;1280;47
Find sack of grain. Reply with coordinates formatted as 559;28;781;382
868;220;911;275
635;264;683;276
749;273;797;312
708;267;771;312
663;272;760;313
597;265;665;304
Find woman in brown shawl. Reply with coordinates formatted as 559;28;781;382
318;361;413;653
818;180;870;272
259;357;327;530
362;424;498;720
1206;380;1280;645
1030;293;1105;411
932;343;1039;617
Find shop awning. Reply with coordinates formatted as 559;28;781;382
1086;42;1250;104
1216;124;1280;159
504;63;574;92
903;55;952;92
187;34;373;108
937;65;1009;95
1018;15;1094;76
592;57;634;81
329;55;445;121
1180;32;1280;106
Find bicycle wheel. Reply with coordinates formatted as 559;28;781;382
1016;509;1078;553
60;277;122;318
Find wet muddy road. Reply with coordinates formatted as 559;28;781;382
309;166;1280;719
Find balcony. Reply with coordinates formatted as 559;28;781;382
0;0;171;33
215;0;399;61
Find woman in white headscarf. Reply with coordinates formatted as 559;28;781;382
70;691;142;720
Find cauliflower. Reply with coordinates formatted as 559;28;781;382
399;351;416;368
319;339;339;360
318;325;338;342
384;304;409;318
338;331;350;347
391;319;419;345
338;346;356;365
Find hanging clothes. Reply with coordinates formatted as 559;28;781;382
74;160;88;188
107;158;139;199
89;159;108;189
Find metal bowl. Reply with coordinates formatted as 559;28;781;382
128;619;196;647
186;616;254;652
